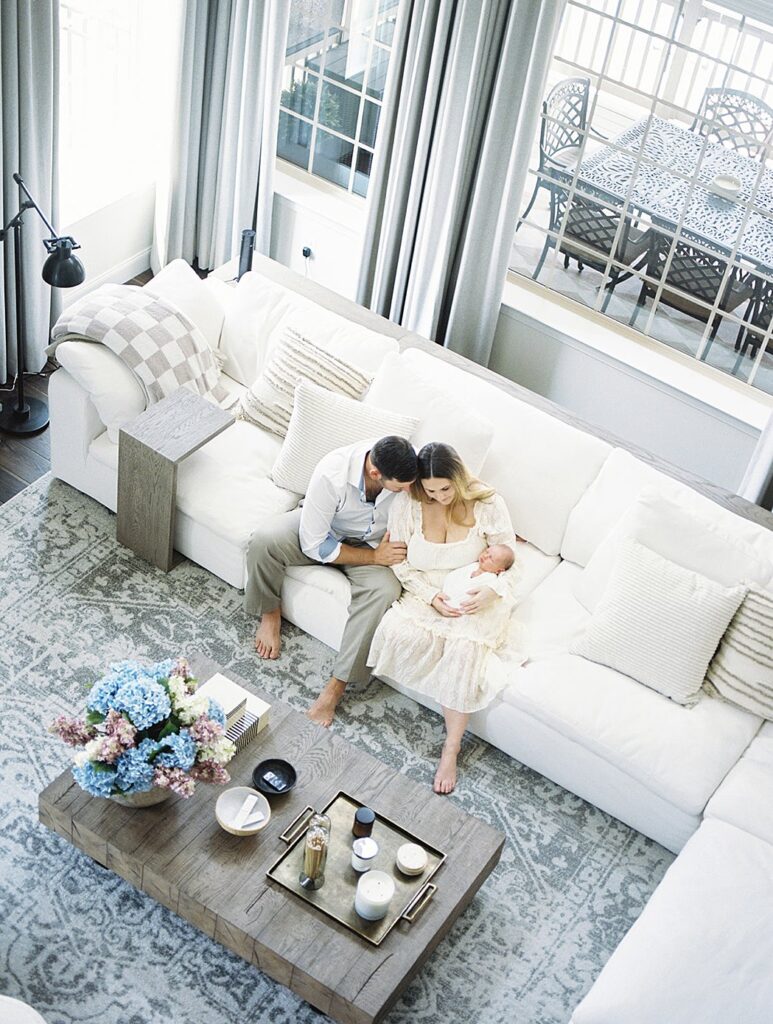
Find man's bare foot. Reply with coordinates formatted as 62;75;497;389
254;611;281;660
433;742;461;795
307;677;347;727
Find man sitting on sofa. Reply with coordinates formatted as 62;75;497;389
245;435;417;726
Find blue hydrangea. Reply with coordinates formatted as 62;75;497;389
155;729;197;772
72;760;117;798
114;738;161;793
207;699;226;728
86;658;177;716
113;680;171;730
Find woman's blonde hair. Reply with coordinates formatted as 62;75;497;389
412;442;495;524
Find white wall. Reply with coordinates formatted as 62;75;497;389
61;185;155;308
490;302;762;493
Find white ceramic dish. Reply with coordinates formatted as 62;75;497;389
708;174;742;200
215;786;271;836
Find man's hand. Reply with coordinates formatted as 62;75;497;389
431;593;462;617
459;586;498;614
371;531;408;566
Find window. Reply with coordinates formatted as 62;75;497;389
59;0;181;225
278;0;401;197
511;1;773;397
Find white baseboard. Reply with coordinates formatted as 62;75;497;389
60;248;152;309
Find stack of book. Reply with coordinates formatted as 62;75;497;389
196;672;270;751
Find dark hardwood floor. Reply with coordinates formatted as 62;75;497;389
0;268;153;506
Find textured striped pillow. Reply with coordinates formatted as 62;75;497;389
272;380;418;495
571;539;746;706
704;586;773;719
238;326;372;438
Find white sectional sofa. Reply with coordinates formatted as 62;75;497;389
49;254;773;1023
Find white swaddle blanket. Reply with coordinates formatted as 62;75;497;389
442;563;502;610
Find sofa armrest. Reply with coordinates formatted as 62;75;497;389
49;367;106;481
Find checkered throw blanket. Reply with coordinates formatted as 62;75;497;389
49;284;230;407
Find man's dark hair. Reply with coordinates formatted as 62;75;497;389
370;436;417;482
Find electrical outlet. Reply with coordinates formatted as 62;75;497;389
302;246;312;259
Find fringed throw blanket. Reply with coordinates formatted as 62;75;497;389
49;284;230;407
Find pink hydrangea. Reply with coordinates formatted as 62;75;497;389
188;714;222;747
103;709;136;749
48;715;95;747
89;735;124;764
153;766;195;798
189;759;230;785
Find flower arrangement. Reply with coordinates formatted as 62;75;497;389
49;657;236;800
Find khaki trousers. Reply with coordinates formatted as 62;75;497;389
244;508;401;684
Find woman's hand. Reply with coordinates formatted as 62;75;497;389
459;586;498;614
431;593;462;617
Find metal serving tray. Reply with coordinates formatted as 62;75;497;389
266;791;445;946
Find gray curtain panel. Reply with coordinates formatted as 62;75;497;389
358;0;565;366
739;413;773;510
0;0;60;379
165;0;290;271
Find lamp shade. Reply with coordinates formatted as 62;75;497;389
42;237;85;288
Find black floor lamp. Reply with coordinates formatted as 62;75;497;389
0;171;85;435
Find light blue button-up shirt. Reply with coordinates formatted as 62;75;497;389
299;439;397;563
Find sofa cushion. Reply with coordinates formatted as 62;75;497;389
54;341;146;444
143;259;225;352
364;352;494;475
514;560;591;660
574;489;773;612
562;446;773;568
704;721;773;845
174;421;299;544
572;540;746;706
219;271;312;386
271;381;418;495
511;540;560;604
397;348;611;556
570;820;773;1024
500;653;760;815
272;305;399;377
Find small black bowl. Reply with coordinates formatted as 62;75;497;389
252;758;297;796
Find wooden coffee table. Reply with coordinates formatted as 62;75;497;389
39;656;504;1024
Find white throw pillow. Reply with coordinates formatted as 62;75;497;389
572;540;746;705
143;259;224;352
705;586;773;719
364;352;494;475
54;340;145;443
239;327;372;438
271;380;419;494
574;488;773;612
272;305;400;376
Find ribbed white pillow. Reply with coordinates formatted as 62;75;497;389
271;380;419;495
705;586;773;719
572;540;746;706
239;327;372;438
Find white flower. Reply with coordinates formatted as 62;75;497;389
200;735;236;765
166;676;188;710
177;691;209;725
74;750;89;767
84;738;103;761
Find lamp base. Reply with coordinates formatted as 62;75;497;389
0;395;49;435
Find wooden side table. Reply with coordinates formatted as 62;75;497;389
117;389;234;571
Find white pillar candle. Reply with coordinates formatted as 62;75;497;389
354;869;395;921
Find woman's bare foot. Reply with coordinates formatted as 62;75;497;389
307;677;347;727
433;742;460;794
254;611;281;659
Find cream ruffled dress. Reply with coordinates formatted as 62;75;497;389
368;491;522;714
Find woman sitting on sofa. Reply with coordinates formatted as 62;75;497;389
368;442;520;795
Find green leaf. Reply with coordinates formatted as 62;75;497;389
156;716;179;741
85;710;105;726
92;761;113;773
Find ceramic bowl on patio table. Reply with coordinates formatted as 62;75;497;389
708;174;742;200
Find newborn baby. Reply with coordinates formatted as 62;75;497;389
442;543;515;612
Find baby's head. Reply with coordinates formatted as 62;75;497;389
478;543;514;575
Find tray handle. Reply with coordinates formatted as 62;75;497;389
401;882;436;923
279;805;314;845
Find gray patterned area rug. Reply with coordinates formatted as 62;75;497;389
0;476;674;1024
